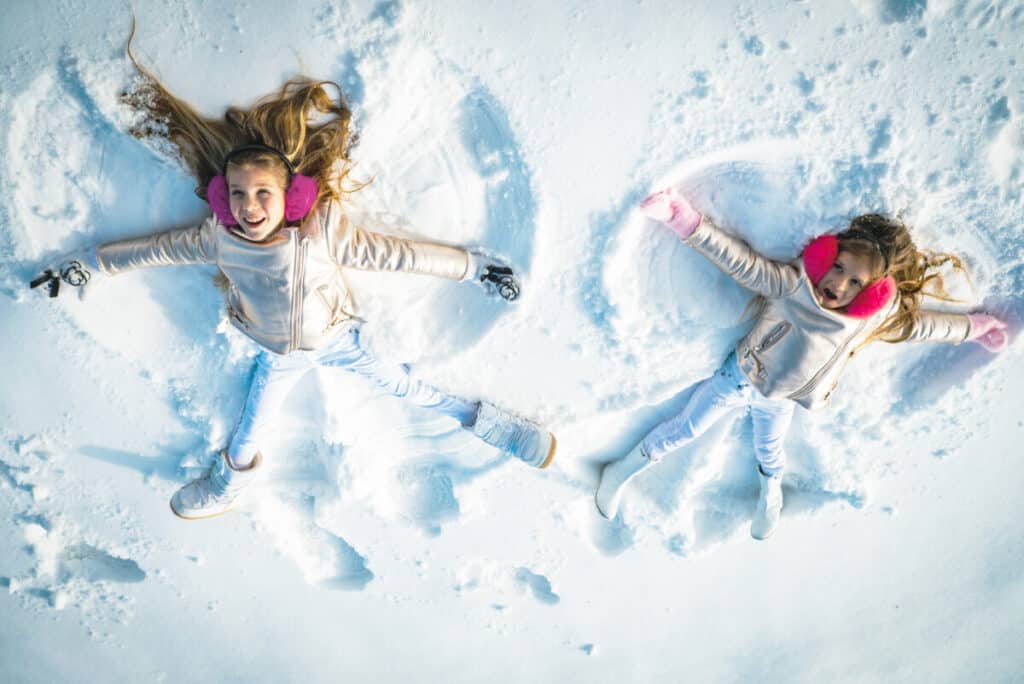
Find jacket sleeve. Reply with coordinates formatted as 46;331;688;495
682;216;801;298
95;217;219;275
329;209;470;281
903;310;972;344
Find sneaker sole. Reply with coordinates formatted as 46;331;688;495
169;498;234;521
538;433;557;469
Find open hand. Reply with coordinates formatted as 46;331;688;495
640;188;702;239
30;252;100;301
967;312;1009;352
466;249;520;302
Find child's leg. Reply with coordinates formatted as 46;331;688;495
748;397;795;476
318;327;479;425
640;363;749;462
748;396;794;540
172;350;308;519
227;351;311;467
597;359;746;518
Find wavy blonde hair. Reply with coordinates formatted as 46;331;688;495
840;214;969;345
121;22;361;209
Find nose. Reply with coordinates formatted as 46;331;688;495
826;272;849;292
243;193;260;213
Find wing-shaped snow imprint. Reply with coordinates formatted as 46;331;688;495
340;42;537;364
312;382;506;539
237;43;538;581
2;60;246;463
594;144;892;353
252;492;374;591
2;34;536;589
574;145;942;556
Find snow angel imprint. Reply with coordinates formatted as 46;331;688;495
31;32;557;520
595;188;1010;539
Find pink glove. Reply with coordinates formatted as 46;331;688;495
640;188;702;239
967;313;1009;352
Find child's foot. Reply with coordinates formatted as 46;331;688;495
750;468;783;540
469;402;556;468
170;452;262;520
595;443;653;519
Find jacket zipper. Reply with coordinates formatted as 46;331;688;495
758;321;791;352
289;236;309;353
787;319;866;400
742;321;792;378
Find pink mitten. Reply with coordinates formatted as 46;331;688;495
967;313;1009;352
640;188;702;239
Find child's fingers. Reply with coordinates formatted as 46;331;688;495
988;329;1008;350
980;329;1009;352
640;190;675;222
641;188;669;203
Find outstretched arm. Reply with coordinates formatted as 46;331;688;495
903;310;1010;352
333;214;470;280
330;211;520;301
641;189;800;298
902;310;973;344
95;218;219;275
30;218;219;300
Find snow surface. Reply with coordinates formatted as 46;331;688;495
2;0;1023;682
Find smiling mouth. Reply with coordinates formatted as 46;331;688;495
243;217;266;229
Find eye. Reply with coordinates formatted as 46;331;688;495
850;279;862;288
230;190;243;197
833;262;844;273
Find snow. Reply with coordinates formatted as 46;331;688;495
1;0;1022;681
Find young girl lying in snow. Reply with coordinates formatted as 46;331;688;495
596;188;1009;539
32;49;556;520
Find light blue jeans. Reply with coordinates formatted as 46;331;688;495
227;325;479;466
641;353;795;476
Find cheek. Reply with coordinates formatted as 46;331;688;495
270;196;286;218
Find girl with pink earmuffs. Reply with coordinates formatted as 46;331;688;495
595;188;1010;539
31;46;556;520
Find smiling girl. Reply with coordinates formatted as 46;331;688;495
595;188;1010;539
33;41;556;520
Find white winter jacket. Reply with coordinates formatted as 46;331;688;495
95;201;471;354
685;217;972;409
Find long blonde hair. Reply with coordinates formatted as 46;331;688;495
841;214;968;344
121;21;361;208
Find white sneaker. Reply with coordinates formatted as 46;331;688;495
750;469;783;540
470;402;557;468
595;443;653;519
170;452;262;520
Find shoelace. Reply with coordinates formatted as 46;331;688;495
189;463;231;505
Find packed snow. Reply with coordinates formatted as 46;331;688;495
1;1;1022;681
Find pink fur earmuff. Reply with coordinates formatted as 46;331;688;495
206;173;318;226
802;234;896;319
